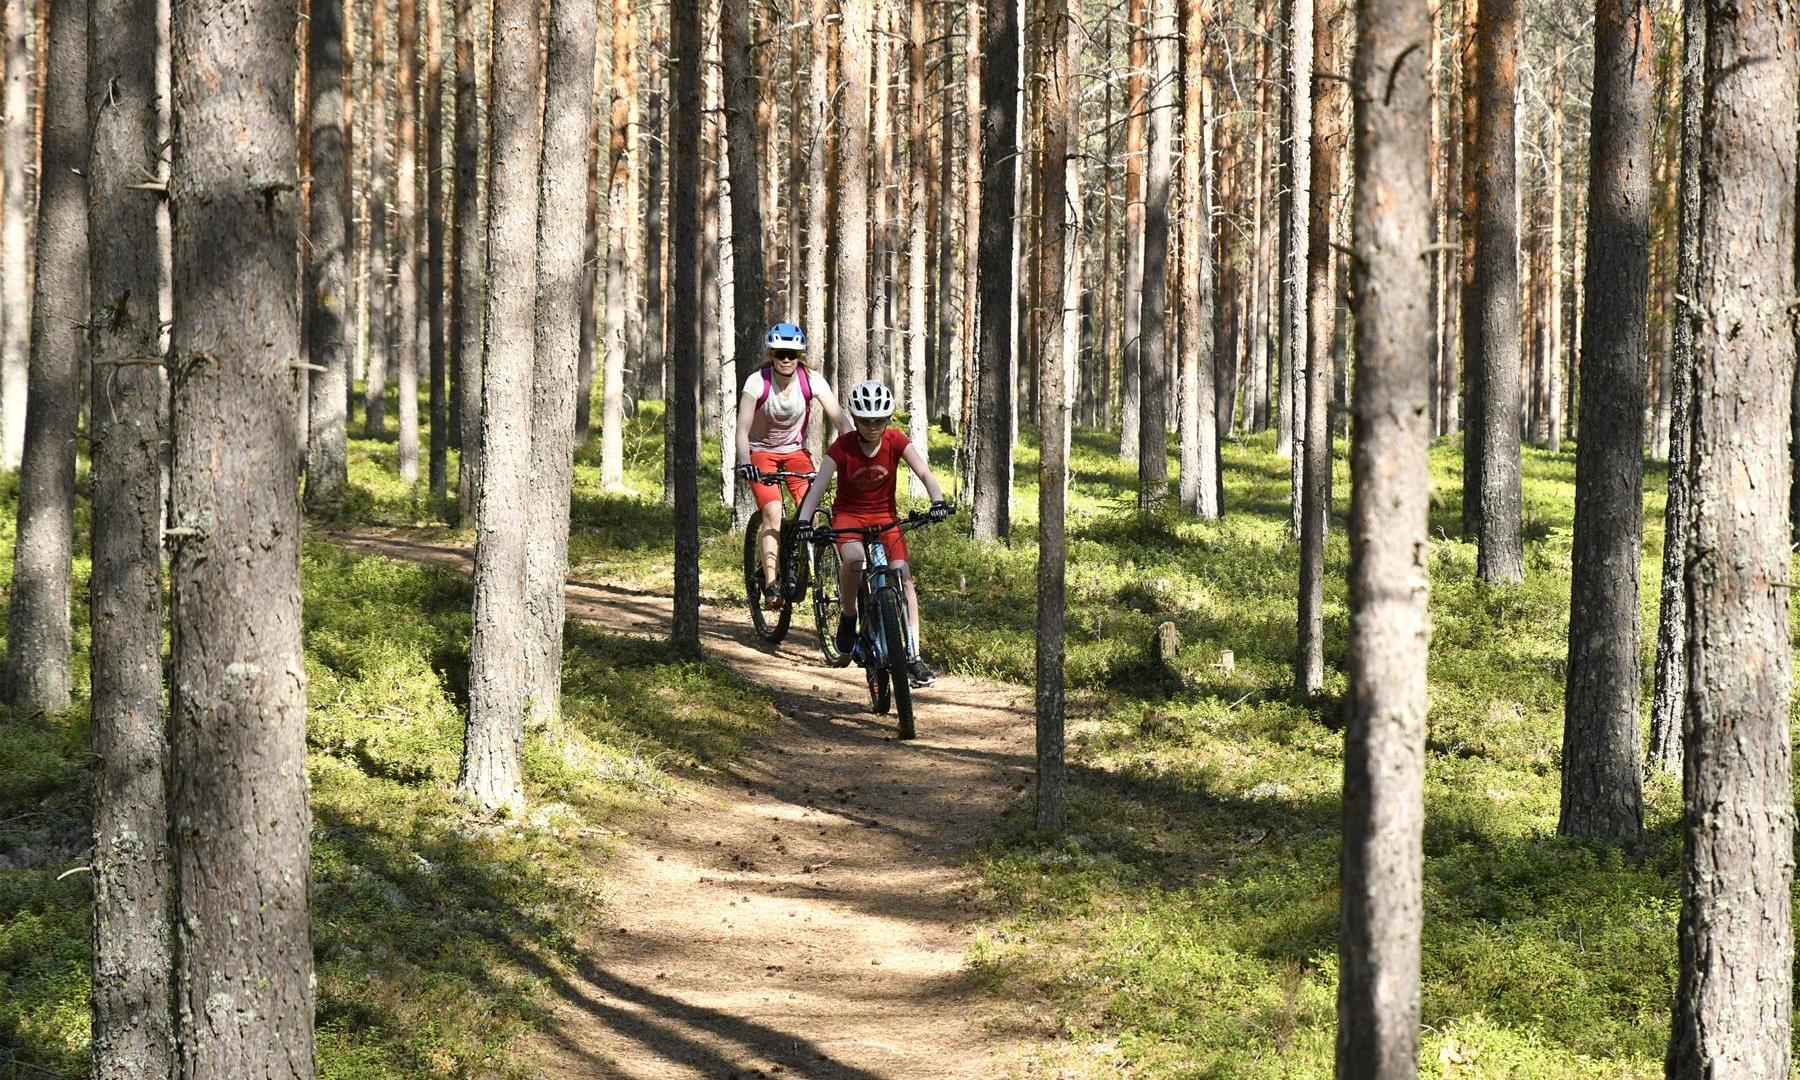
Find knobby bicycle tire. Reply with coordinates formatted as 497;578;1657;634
876;587;913;739
743;521;792;643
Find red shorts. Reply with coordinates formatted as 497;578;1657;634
749;449;814;509
831;509;908;565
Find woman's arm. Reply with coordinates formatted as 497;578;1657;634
901;442;944;504
734;387;759;465
796;454;837;522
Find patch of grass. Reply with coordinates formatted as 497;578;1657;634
2;502;772;1076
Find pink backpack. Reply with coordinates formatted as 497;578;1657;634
756;363;814;429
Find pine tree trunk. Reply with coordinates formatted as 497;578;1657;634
670;0;703;653
1464;0;1524;582
576;44;602;445
365;0;390;437
970;0;1020;541
425;0;446;495
461;0;542;811
168;1;314;1071
933;0;959;429
957;0;980;484
1177;0;1217;518
1035;0;1077;836
0;0;31;471
869;0;891;385
601;0;638;489
905;0;928;478
1336;0;1430;1068
4;0;83;713
1557;0;1652;843
452;0;486;524
1648;0;1699;777
1664;2;1796;1070
833;0;872;390
1283;0;1313;539
1295;0;1343;695
523;0;597;723
305;0;351;511
1135;0;1173;507
1546;62;1564;454
723;0;768;413
394;0;420;482
1119;0;1147;465
87;0;171;1071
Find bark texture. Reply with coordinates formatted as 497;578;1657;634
669;0;702;653
5;0;85;713
168;0;315;1072
1282;0;1313;538
1648;0;1701;775
1558;0;1653;843
394;0;420;482
1177;0;1217;519
452;0;485;522
1135;0;1174;507
971;0;1020;541
305;0;351;510
1337;0;1431;1069
600;0;637;489
1666;1;1797;1073
462;0;542;810
424;0;446;495
88;0;172;1071
0;0;30;470
834;0;872;390
1119;0;1146;467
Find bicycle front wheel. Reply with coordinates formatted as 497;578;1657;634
875;587;914;739
812;539;847;666
744;520;792;644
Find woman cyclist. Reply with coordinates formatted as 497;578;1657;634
734;323;850;609
795;380;950;687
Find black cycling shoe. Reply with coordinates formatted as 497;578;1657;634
761;583;784;610
834;614;857;657
907;657;937;687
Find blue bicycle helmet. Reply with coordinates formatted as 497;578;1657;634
765;322;808;352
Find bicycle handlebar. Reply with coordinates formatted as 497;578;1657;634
805;508;953;543
755;469;817;484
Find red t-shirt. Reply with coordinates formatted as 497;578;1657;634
826;428;910;519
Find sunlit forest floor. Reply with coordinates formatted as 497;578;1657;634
4;385;1797;1077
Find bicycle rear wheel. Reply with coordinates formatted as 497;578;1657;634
744;521;792;643
875;587;913;739
812;538;847;666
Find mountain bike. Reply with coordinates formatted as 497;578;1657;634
741;468;819;644
807;510;946;740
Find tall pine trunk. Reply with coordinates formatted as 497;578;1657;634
1665;0;1797;1071
905;0;928;478
461;0;542;810
1336;0;1431;1068
524;0;598;723
669;0;703;653
452;0;485;523
971;0;1020;541
601;0;638;489
305;0;351;511
0;0;31;470
723;0;769;481
1648;0;1700;775
168;0;314;1070
1557;0;1653;843
364;0;390;438
1177;0;1216;518
394;0;420;482
1282;0;1313;539
87;0;171;1070
834;0;872;390
1119;0;1147;466
425;0;446;495
1135;0;1173;507
5;0;84;712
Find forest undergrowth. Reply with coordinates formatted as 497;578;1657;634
0;432;774;1078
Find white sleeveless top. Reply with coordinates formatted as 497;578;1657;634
744;368;809;453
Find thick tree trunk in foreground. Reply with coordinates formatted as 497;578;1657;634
1295;0;1344;694
1647;0;1701;776
1135;0;1174;507
452;0;485;523
1665;1;1797;1072
834;0;871;390
1335;0;1431;1070
669;0;702;654
0;0;31;470
5;0;85;713
971;0;1021;541
305;0;351;511
600;0;637;490
1464;0;1523;583
168;0;315;1072
723;0;768;442
87;0;171;1071
1036;0;1079;836
461;0;543;810
523;0;597;724
1558;0;1653;844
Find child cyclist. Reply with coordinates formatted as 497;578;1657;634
734;323;850;610
795;380;951;687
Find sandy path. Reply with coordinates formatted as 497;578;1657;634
324;528;1045;1079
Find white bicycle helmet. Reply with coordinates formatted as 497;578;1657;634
847;380;895;419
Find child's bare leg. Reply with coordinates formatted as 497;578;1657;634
896;561;921;654
839;541;865;617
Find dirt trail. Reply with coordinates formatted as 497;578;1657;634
325;528;1046;1079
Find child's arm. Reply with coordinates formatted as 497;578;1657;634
796;455;837;523
901;442;945;505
